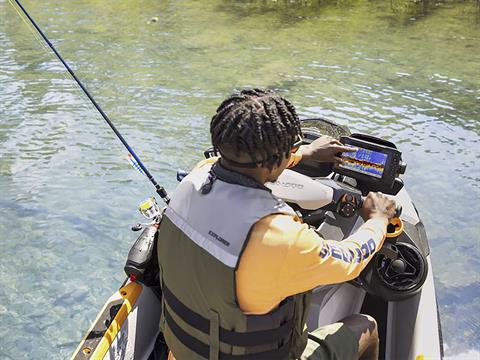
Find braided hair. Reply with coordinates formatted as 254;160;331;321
210;88;302;168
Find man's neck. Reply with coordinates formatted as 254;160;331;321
219;158;268;184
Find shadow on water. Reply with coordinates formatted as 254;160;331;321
0;198;107;239
217;0;480;25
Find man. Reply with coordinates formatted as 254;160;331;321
157;89;397;360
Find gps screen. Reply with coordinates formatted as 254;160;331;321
339;146;388;179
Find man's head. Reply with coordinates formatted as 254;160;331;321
210;88;302;182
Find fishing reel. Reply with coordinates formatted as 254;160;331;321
357;218;428;302
131;197;162;231
125;197;162;285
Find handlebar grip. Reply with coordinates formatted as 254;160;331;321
358;197;402;219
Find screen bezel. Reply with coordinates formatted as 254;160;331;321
333;137;394;184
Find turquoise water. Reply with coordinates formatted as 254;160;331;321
0;0;479;358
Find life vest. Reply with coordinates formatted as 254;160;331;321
157;162;311;360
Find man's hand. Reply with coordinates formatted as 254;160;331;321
300;135;357;163
359;192;397;222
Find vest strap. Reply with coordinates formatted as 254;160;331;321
163;284;294;347
165;308;290;360
209;309;220;360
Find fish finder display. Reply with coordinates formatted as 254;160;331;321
339;146;388;179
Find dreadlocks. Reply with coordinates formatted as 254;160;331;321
210;88;302;168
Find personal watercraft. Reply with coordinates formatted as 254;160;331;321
71;118;443;360
6;3;442;359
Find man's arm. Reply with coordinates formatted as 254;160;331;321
236;193;396;314
246;214;387;299
278;215;388;295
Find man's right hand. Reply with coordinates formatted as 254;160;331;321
300;135;357;164
359;192;397;221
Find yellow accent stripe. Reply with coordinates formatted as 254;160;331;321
71;282;143;359
90;282;142;360
71;293;113;359
416;355;425;360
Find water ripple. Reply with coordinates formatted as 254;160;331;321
0;0;479;358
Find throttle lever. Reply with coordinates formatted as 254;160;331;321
387;206;403;239
394;206;402;218
386;217;404;239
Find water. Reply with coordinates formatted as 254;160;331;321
0;0;478;358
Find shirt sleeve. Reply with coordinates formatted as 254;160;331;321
236;214;388;312
277;215;388;297
287;150;303;168
191;156;219;171
194;152;301;170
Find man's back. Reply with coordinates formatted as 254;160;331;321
158;160;308;359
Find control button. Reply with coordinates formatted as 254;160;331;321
340;203;355;217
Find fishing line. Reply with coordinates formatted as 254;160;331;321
8;0;103;119
8;0;72;84
9;0;129;160
9;0;170;203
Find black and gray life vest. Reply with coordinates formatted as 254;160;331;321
157;162;311;360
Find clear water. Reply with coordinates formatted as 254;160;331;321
0;0;478;358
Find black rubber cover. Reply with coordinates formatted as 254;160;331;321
124;225;158;283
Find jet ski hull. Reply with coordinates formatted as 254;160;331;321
72;282;161;360
72;188;442;360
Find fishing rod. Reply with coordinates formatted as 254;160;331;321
10;0;170;204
